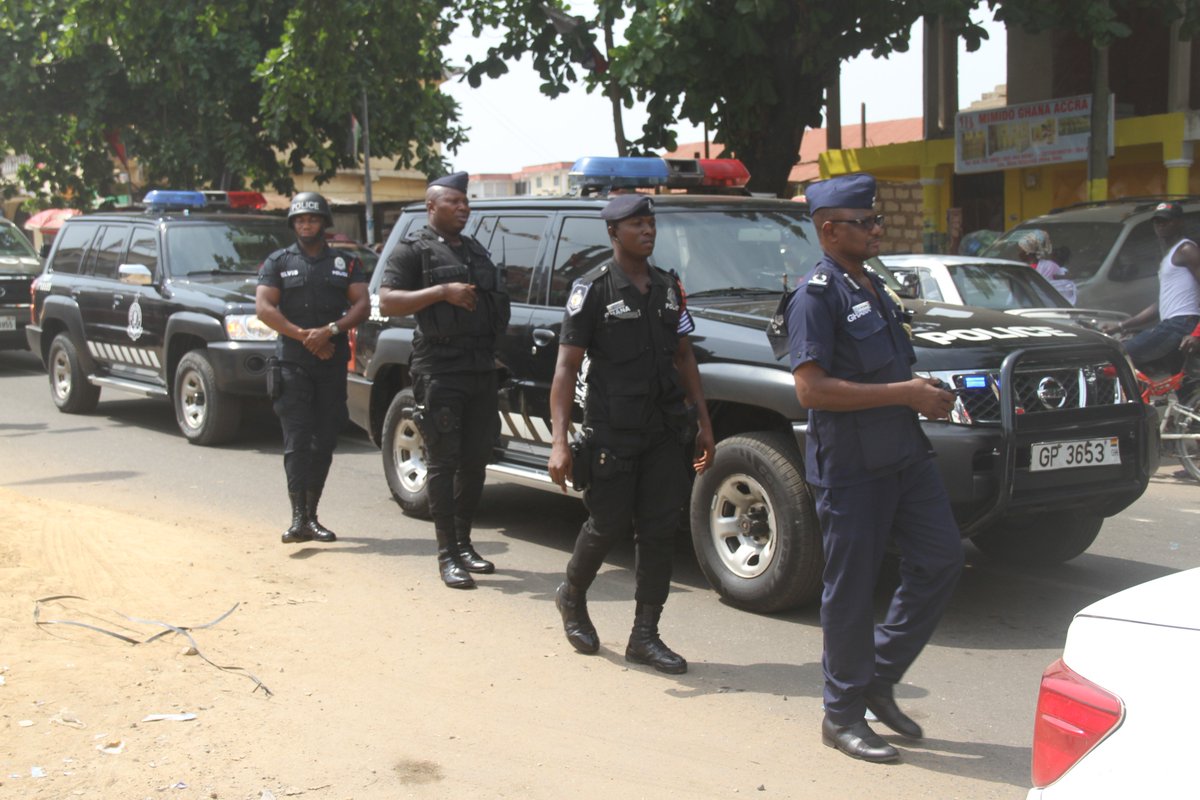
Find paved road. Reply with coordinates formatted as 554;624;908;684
2;348;1197;797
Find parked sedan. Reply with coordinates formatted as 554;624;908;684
874;254;1128;329
1027;567;1199;798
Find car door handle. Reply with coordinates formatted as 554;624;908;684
532;328;557;349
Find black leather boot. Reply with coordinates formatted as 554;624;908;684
304;489;337;543
625;603;687;674
555;582;599;654
281;492;312;544
435;525;475;589
454;520;494;574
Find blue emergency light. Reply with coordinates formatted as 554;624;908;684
569;157;671;190
143;190;207;211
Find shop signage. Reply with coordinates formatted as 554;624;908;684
954;94;1114;174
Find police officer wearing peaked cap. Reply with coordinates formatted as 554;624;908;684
377;171;512;589
782;173;962;762
256;191;370;545
547;193;715;674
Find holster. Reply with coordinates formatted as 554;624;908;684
266;357;283;401
412;406;437;448
569;429;592;491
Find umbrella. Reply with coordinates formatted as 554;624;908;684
24;207;81;232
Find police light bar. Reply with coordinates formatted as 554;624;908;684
143;190;206;210
569;157;671;190
227;191;267;210
697;159;751;188
664;158;704;186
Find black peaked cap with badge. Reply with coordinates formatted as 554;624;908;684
429;171;469;193
601;193;655;222
805;173;876;213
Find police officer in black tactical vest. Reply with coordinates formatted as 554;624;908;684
377;172;511;589
256;192;370;545
547;194;715;674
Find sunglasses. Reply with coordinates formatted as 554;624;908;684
828;214;885;229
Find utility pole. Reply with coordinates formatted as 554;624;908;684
362;90;375;246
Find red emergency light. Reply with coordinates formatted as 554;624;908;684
227;191;268;210
697;159;751;188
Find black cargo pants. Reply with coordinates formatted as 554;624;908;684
415;370;500;534
273;358;348;494
566;427;689;606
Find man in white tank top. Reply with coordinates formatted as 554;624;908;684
1106;201;1200;374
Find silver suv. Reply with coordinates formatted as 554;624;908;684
981;198;1200;316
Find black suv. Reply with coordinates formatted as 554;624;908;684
349;174;1156;613
1;216;41;351
26;203;291;444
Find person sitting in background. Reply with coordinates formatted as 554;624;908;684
1018;229;1076;305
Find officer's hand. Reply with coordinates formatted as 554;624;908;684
314;341;334;360
302;326;332;352
548;441;573;493
693;425;716;475
909;377;955;420
1101;321;1123;335
1180;335;1200;356
442;282;478;311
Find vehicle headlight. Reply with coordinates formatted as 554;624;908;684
225;314;278;341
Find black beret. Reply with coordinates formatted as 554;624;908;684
805;173;876;212
428;171;469;193
601;193;655;222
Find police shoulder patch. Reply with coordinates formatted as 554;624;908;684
806;269;831;293
566;282;590;315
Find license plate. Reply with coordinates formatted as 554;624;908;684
0;315;15;331
1031;437;1121;471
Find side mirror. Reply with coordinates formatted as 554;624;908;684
896;271;921;299
118;263;154;286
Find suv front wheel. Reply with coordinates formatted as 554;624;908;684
48;332;101;414
381;388;432;518
173;350;241;446
690;432;823;612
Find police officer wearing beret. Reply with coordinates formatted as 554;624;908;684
377;172;511;589
547;193;715;674
256;192;370;545
783;174;962;762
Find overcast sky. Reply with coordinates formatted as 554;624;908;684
441;13;1007;175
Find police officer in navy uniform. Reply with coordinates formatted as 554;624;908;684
377;172;511;589
256;192;370;545
547;194;715;674
783;174;962;762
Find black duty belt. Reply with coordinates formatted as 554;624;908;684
425;335;495;347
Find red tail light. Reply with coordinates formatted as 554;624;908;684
1031;658;1123;787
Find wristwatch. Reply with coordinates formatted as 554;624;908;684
327;321;340;335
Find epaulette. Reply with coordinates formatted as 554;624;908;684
805;266;834;294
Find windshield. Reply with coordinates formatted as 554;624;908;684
980;222;1122;280
654;208;822;294
166;220;293;277
0;223;40;274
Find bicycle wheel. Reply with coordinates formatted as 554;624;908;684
1174;385;1200;482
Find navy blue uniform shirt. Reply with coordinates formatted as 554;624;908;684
785;254;931;488
258;243;365;366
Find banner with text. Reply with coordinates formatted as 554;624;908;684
954;95;1114;175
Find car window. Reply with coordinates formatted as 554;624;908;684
50;222;100;275
549;216;612;307
0;223;41;274
1110;220;1162;282
982;222;1122;280
126;227;159;273
86;225;130;280
654;209;821;295
913;268;945;301
165;220;292;277
947;263;1066;309
475;214;548;304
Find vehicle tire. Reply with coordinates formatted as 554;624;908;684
970;512;1103;564
173;350;241;446
47;333;101;414
381;388;431;519
1173;385;1200;482
689;432;823;613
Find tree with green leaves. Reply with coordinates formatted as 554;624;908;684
0;0;464;208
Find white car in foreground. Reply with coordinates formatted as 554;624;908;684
1027;567;1200;798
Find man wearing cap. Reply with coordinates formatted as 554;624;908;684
378;172;511;589
1104;201;1200;373
256;191;370;545
547;193;714;674
782;173;961;762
